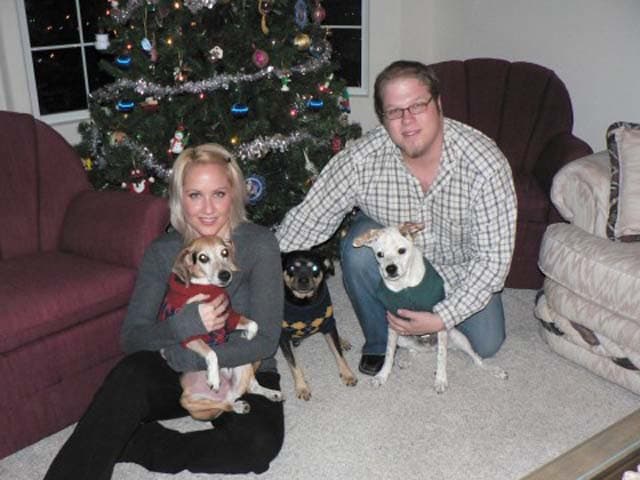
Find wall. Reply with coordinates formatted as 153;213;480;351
2;0;639;150
394;0;640;151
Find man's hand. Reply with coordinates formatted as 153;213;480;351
387;309;445;336
179;390;224;421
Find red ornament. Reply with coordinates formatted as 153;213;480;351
331;135;343;154
312;4;326;23
252;49;270;69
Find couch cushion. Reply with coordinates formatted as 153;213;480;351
538;223;640;322
514;172;548;223
607;122;640;242
0;252;137;353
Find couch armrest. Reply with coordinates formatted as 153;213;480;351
533;132;593;196
61;190;169;268
550;151;610;238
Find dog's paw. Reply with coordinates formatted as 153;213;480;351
242;321;258;341
296;387;312;401
206;369;220;391
340;337;352;351
267;390;284;402
371;375;387;388
490;366;508;380
434;378;448;394
341;373;358;387
232;400;251;414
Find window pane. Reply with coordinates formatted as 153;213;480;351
80;2;109;42
25;0;79;47
85;47;115;93
330;28;362;88
322;0;361;26
32;48;87;114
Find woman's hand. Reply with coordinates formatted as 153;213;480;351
387;309;445;336
187;293;228;332
179;390;224;421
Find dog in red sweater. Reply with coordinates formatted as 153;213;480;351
160;236;282;414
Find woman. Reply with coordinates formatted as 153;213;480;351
45;144;284;478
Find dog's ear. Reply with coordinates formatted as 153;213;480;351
322;256;335;276
398;222;424;239
352;228;382;247
173;245;196;286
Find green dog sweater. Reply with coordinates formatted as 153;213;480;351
376;258;445;317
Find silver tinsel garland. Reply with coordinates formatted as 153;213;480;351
111;0;215;23
88;124;320;180
90;44;331;104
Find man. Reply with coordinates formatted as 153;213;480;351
276;60;517;375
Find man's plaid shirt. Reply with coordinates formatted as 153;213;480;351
276;118;517;330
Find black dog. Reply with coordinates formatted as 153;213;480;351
280;251;357;400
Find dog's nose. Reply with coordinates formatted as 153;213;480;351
385;264;398;277
299;277;310;287
218;270;231;283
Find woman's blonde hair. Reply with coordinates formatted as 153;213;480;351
169;143;247;241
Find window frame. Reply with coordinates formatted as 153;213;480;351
16;0;369;124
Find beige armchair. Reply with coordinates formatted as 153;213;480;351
536;151;640;395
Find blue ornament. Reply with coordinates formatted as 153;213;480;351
116;100;135;112
306;98;324;111
294;0;309;29
115;54;132;69
141;38;152;52
231;103;249;118
246;175;266;205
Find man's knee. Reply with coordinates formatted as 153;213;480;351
472;331;505;359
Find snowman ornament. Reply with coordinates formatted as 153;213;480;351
169;126;188;154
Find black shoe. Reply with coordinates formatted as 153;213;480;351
358;354;385;376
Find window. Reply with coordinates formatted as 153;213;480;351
17;0;112;124
323;0;368;96
17;0;368;122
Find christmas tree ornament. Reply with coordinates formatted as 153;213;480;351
230;135;240;145
141;37;152;52
140;96;159;112
312;2;326;24
309;39;326;58
169;126;189;154
208;46;224;62
109;130;128;145
95;33;110;50
122;169;155;194
81;157;93;171
231;103;249;118
294;0;308;29
339;89;351;113
258;0;273;35
331;134;343;154
306;98;324;111
246;174;266;205
289;107;298;118
293;33;311;51
115;54;132;69
116;100;135;112
252;49;270;69
280;75;291;92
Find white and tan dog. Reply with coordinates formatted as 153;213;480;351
353;222;507;393
161;236;282;414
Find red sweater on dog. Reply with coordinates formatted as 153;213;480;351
158;274;241;346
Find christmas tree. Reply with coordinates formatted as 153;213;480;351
78;0;361;229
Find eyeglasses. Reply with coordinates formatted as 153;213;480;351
383;97;433;120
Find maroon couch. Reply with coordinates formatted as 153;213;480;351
0;111;169;458
429;58;592;289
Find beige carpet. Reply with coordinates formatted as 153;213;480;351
2;269;639;480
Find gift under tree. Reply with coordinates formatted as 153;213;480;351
78;0;361;228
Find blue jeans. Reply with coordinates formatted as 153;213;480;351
339;213;506;358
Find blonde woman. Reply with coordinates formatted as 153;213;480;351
45;144;284;478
